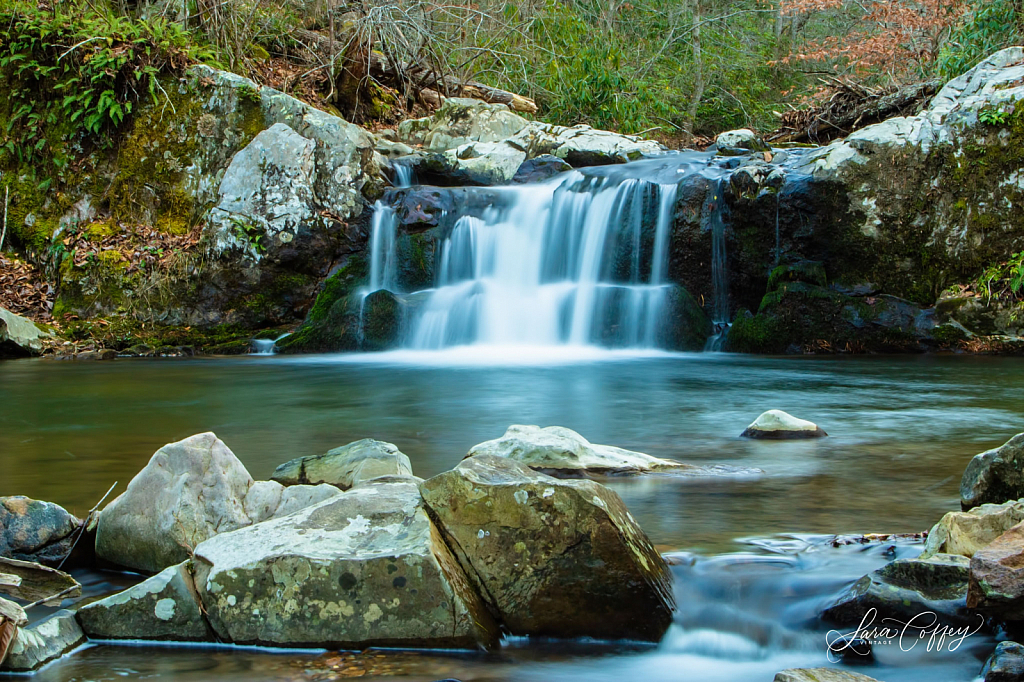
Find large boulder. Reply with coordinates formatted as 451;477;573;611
76;561;212;641
922;500;1024;559
962;434;1024;510
0;496;81;566
96;433;341;573
0;611;85;672
982;641;1024;682
968;521;1024;620
822;553;978;629
466;424;693;476
740;410;827;439
0;308;51;358
271;439;413;488
191;479;498;649
419;454;675;641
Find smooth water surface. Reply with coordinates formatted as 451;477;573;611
2;351;1023;681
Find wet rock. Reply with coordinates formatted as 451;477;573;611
0;307;51;358
716;129;769;153
968;521;1024;620
982;641;1024;682
419;454;675;641
272;439;413;489
442;141;526;185
0;610;85;672
512;154;572;184
192;479;498;649
361;289;404;351
774;670;881;682
822;553;978;629
741;410;827;439
76;561;212;641
75;349;117;361
922;500;1024;559
0;497;81;566
962;434;1024;510
466;424;693;475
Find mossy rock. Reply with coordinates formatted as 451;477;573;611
276;255;369;354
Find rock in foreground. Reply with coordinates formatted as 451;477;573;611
0;611;85;672
467;424;694;476
962;434;1024;510
271;439;413;488
982;641;1024;682
922;500;1024;559
968;521;1024;620
774;670;881;682
0;496;81;566
740;410;827;439
0;307;51;359
420;454;675;641
192;479;498;649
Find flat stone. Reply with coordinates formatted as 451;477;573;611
419;454;675;642
0;610;85;672
740;410;827;439
271;439;413;489
922;500;1024;559
76;561;212;641
962;434;1024;510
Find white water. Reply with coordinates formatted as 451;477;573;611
370;154;725;352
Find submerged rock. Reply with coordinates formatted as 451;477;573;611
0;307;51;359
774;670;881;682
962;434;1024;510
982;641;1024;682
419;454;675;641
192;479;498;649
740;410;827;439
0;610;85;672
922;500;1024;559
0;496;81;566
271;439;413;488
77;561;212;641
466;424;693;476
822;553;977;629
968;521;1024;620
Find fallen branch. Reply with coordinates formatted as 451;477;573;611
58;481;117;570
0;558;81;603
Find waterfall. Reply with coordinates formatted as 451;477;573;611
704;179;730;351
369;153;726;352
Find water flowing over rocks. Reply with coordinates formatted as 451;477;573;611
740;410;827;439
968;521;1024;620
0;497;81;566
192;478;499;649
982;641;1024;682
962;434;1024;510
0;308;51;358
271;439;414;488
419;455;675;641
922;500;1024;559
0;611;85;672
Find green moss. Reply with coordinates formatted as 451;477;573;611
277;255;369;354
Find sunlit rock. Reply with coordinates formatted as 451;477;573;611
271;439;413;489
740;410;827;439
0;307;51;359
922;500;1024;559
715;128;769;153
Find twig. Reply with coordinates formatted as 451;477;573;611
57;481;117;570
22;584;80;610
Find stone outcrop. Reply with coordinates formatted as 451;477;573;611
419;454;675;641
962;434;1024;510
191;478;499;649
968;521;1024;620
0;308;51;359
466;424;694;475
740;410;827;439
0;496;81;566
0;610;85;672
922;500;1024;559
272;439;413;488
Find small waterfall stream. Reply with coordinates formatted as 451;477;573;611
367;153;731;352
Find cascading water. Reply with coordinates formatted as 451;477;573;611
367;153;730;353
704;178;731;352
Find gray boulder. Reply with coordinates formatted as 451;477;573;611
962;434;1024;510
0;496;81;566
0;610;85;672
716;128;769;153
512;154;572;184
192;479;498;649
0;307;51;358
740;410;827;439
76;561;212;641
442;141;527;185
419;454;675;641
822;553;978;629
271;439;413;489
466;424;693;476
968;521;1024;620
774;670;881;682
922;500;1024;559
982;641;1024;682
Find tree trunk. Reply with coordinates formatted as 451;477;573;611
684;0;705;139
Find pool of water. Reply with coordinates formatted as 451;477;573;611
2;350;1022;681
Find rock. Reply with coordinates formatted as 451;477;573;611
922;500;1024;559
466;424;693;476
962;434;1024;510
0;557;81;603
271;439;413;489
75;349;117;361
740;410;827;439
982;641;1024;682
398;98;529;151
419;454;675;641
442;141;526;185
0;307;50;358
822;553;977;629
76;561;212;641
192;479;498;649
968;521;1024;619
360;289;404;351
716;129;769;153
511;154;572;184
0;497;81;566
96;432;337;573
0;610;85;672
774;670;881;682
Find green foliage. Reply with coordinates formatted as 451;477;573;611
938;0;1021;79
979;107;1011;126
976;251;1024;300
229;217;265;254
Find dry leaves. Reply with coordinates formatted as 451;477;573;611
61;222;202;275
0;253;54;323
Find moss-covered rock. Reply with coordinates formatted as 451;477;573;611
276;255;368;354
